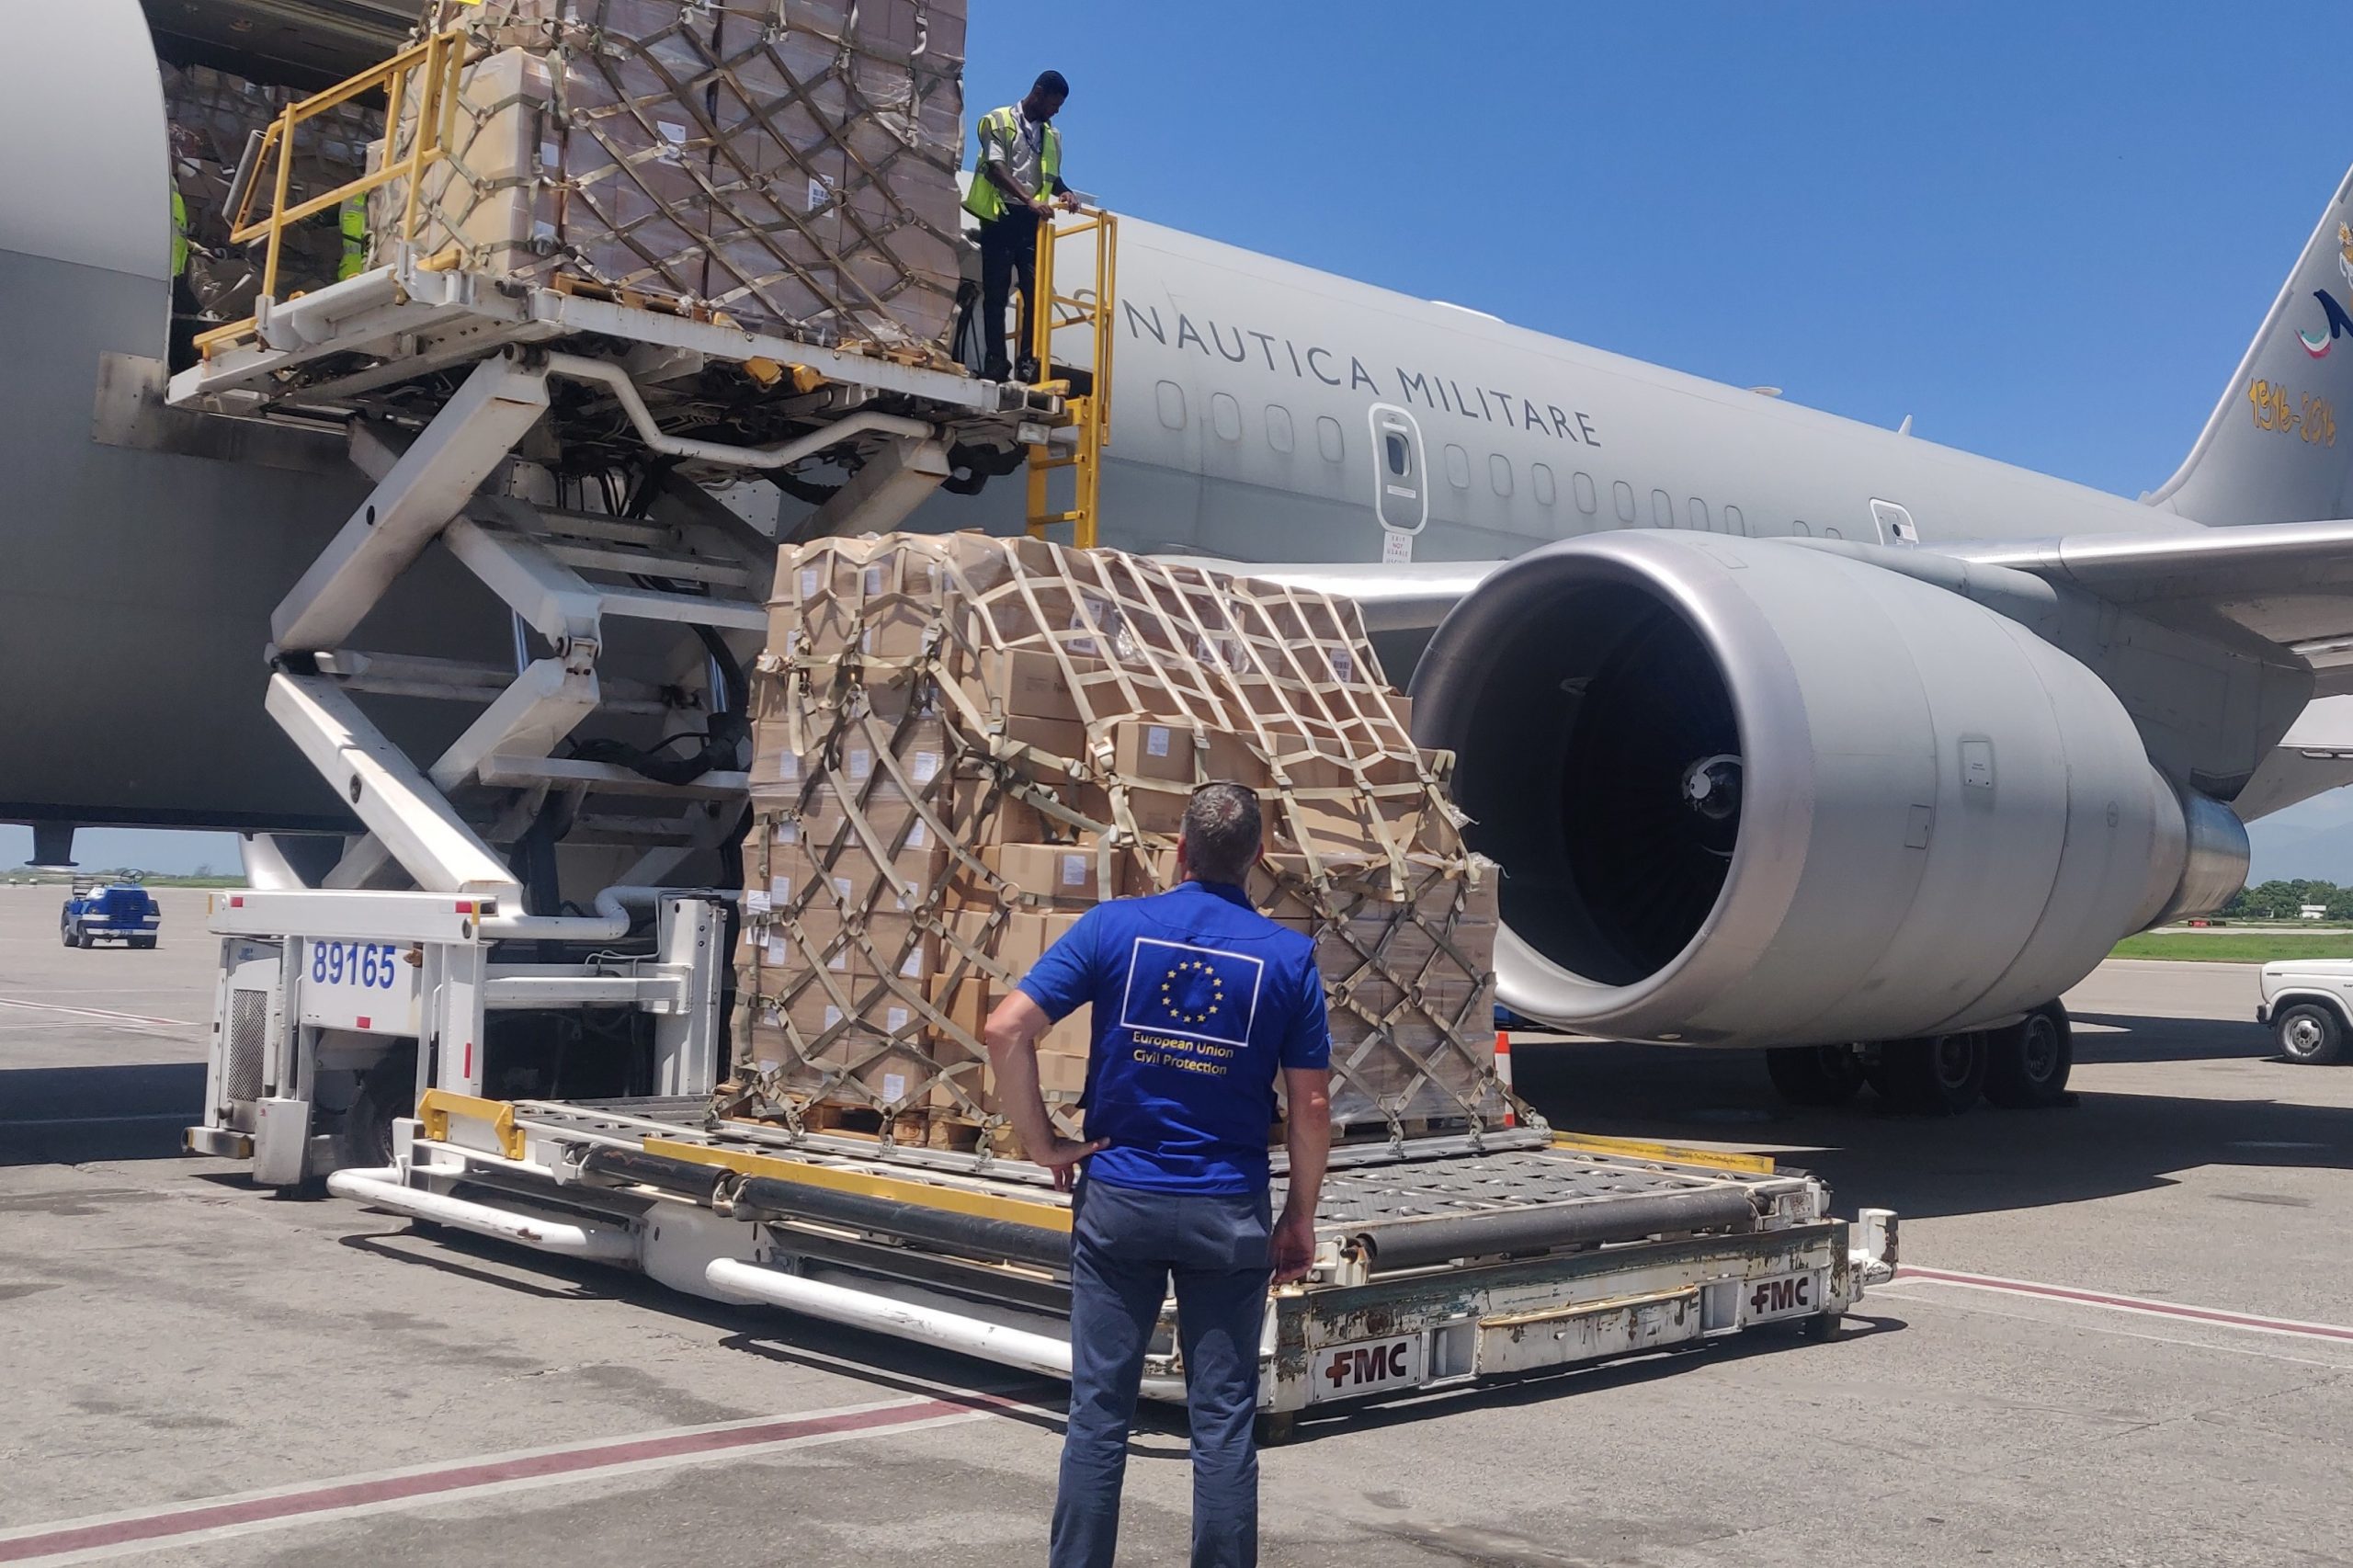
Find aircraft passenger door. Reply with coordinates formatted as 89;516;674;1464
1368;403;1428;562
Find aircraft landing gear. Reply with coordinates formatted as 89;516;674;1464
1984;1001;2074;1108
1876;1032;1989;1116
1765;1044;1866;1106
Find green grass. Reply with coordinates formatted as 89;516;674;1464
2110;931;2353;962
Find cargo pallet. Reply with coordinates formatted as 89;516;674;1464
168;49;1893;1425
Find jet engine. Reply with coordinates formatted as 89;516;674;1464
1410;531;2248;1047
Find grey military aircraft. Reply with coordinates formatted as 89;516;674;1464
10;0;2353;1109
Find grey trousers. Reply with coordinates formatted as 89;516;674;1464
1051;1177;1272;1568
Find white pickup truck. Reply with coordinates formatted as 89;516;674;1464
2255;962;2353;1063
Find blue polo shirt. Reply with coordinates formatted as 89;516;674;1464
1016;880;1330;1195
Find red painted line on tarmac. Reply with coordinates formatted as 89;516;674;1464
0;1396;968;1563
1896;1266;2353;1343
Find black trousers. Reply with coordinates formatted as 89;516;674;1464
978;211;1041;381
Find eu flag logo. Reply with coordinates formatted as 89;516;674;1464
1118;937;1265;1049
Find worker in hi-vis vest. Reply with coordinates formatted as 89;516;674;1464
963;69;1078;383
168;125;203;369
338;195;369;280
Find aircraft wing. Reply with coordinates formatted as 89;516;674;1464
1211;517;2353;676
1157;557;1506;632
1949;517;2353;687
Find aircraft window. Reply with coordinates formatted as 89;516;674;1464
1490;453;1513;496
1574;472;1597;514
1724;504;1746;536
1870;497;1918;544
1384;432;1412;477
1651;489;1674;528
1532;463;1557;506
1211;392;1242;441
1443;444;1471;489
1613;481;1636;522
1267;404;1295;453
1824;525;1843;539
1155;381;1187;430
1688;497;1709;530
1317;415;1344;461
1793;519;1812;535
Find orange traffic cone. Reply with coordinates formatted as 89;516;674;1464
1494;1029;1516;1128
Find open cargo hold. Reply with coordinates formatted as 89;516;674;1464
725;533;1510;1152
377;0;967;358
164;62;382;317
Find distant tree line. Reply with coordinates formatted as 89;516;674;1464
2221;880;2353;920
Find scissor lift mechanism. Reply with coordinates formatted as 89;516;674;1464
172;251;1893;1422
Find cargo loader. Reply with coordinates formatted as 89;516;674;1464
170;16;1894;1429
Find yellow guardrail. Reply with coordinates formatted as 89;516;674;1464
194;27;470;358
415;1088;527;1162
1025;210;1119;549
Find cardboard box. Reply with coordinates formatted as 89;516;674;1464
961;647;1103;722
987;844;1114;906
1109;718;1270;789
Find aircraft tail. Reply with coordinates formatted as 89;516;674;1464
2147;163;2353;525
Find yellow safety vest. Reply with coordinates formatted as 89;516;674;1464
338;195;368;279
170;187;190;278
963;105;1062;223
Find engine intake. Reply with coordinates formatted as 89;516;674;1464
1410;532;2245;1046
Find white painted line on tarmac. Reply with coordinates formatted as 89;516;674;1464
0;998;191;1030
0;1394;992;1566
1895;1266;2353;1344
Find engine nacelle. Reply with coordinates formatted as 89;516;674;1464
1411;532;2247;1047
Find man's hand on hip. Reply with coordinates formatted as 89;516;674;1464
1270;1209;1318;1284
1032;1136;1108;1191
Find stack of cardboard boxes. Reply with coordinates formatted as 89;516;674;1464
728;533;1508;1151
381;0;966;356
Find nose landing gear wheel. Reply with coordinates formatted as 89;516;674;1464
1765;1045;1866;1106
1984;1002;2074;1107
1879;1031;1987;1115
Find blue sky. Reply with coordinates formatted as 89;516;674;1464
6;4;2340;876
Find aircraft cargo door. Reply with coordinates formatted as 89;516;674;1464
1369;403;1428;561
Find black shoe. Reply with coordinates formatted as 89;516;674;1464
983;358;1012;383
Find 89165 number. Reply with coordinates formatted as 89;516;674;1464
311;940;401;990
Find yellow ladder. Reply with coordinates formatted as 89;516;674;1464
1024;210;1119;548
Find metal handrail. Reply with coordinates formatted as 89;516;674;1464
193;27;471;357
1025;209;1120;548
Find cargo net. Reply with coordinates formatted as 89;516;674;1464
389;1;966;357
725;533;1516;1154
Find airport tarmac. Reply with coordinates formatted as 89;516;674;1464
1;883;2347;1567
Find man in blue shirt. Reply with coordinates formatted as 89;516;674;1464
983;782;1332;1568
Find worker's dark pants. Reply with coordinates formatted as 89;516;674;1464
1052;1178;1272;1568
978;211;1041;382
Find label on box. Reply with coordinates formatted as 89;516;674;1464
824;1006;843;1029
540;140;562;171
848;746;873;779
911;750;941;783
906;820;929;849
807;175;834;210
899;950;925;978
885;1006;910;1033
1145;725;1172;758
881;1072;906;1102
767;753;801;782
770;875;793;900
774;819;800;846
799;565;821;600
861;564;885;595
1060;853;1088;888
1329;648;1355;681
655;120;688;163
744;891;771;916
830;876;853;903
764;932;788;964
